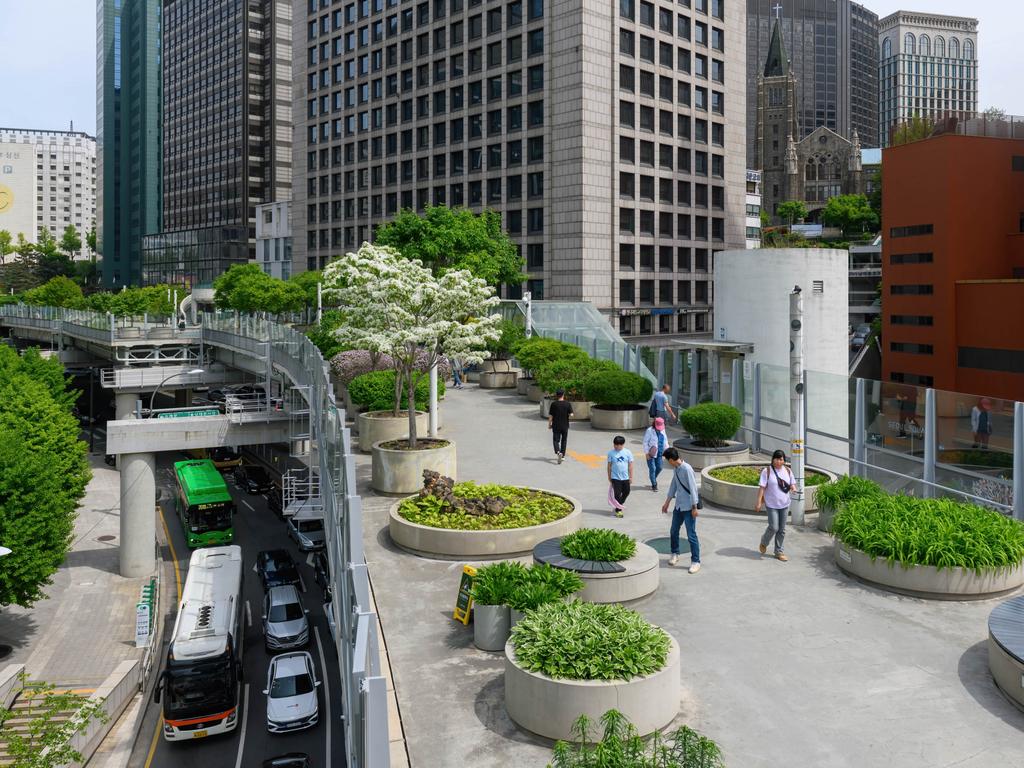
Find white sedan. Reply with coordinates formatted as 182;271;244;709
264;651;320;733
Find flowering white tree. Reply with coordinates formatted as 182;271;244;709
322;243;501;448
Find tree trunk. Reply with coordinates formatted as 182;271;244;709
406;367;418;449
392;366;403;417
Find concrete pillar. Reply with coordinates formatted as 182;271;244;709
120;452;156;578
174;389;192;407
115;392;139;420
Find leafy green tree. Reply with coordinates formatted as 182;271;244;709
307;310;347;359
73;259;100;291
0;346;90;607
85;226;98;257
0;234;40;293
776;200;807;226
214;263;305;315
58;225;82;260
31;229;74;283
374;206;524;288
22;276;86;309
288;269;323;314
891;114;933;146
868;169;882;224
821;194;879;237
0;230;12;265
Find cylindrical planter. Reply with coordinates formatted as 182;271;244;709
357;410;429;453
670;438;750;471
590;405;650;431
700;462;837;513
834;541;1024;600
539;398;590;421
510;608;525;628
474;603;511;651
479;370;520;389
388;490;583;558
516;377;534;396
481;359;517;373
988;597;1024;711
533;540;660;603
526;383;544;402
505;634;680;741
371;439;457;494
818;505;838;533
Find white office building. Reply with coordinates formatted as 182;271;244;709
256;202;293;280
745;169;761;248
0;127;97;259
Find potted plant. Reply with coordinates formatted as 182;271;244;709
814;474;883;532
700;462;836;513
471;561;527;651
513;338;587;399
535;357;616;422
509;582;563;627
348;369;443;452
673;402;749;470
585;368;654;431
480;319;526;388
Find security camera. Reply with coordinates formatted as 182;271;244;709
792;285;802;294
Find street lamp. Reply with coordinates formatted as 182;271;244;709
148;368;205;416
0;545;10;659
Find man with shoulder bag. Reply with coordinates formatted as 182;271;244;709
661;447;702;573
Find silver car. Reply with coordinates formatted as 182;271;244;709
263;586;309;651
287;515;325;551
264;651;320;733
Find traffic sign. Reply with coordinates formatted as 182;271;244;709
156;408;220;419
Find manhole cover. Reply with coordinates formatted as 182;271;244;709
644;537;690;555
97;535;116;542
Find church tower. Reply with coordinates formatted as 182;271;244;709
756;16;799;222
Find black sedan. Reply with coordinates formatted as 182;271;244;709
263;755;310;768
235;464;273;494
255;549;301;591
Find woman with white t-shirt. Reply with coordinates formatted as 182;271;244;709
754;449;797;562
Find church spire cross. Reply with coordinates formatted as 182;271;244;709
772;2;783;19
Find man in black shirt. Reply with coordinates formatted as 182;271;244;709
547;388;574;464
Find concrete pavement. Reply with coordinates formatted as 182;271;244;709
359;384;1024;768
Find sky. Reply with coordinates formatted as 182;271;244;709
0;0;1019;138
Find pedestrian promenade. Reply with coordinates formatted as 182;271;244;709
358;383;1024;768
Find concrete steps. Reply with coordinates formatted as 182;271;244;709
0;685;94;765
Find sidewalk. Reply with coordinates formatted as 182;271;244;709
359;384;1024;768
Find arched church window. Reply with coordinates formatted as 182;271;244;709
904;33;915;55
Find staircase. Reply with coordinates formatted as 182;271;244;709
0;683;93;766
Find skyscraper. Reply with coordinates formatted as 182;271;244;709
878;11;978;147
96;0;162;288
746;0;879;166
293;0;747;339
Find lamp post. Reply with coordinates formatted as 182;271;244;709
0;545;10;659
148;368;205;416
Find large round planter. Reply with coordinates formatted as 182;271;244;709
534;539;659;603
833;541;1024;600
474;603;511;652
504;634;680;741
479;370;520;389
481;359;517;373
371;439;457;494
388;489;583;558
526;383;544;402
539;398;590;421
357;410;429;453
590;405;650;431
670;438;750;471
700;462;837;513
516;377;534;396
818;505;838;533
988;596;1024;712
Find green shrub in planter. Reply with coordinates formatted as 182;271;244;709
560;528;638;562
814;475;883;513
487;318;527;360
551;709;725;768
511;601;670;681
509;582;563;612
513;337;587;374
583;368;654;408
679;403;742;447
526;563;584;598
832;494;1024;572
536;357;618;400
708;465;830;487
471;561;528;606
348;369;445;412
398;482;574;530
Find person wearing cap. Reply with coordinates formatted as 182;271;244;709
971;397;993;449
547;388;574;464
642;417;668;491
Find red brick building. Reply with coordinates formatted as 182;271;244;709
881;130;1024;400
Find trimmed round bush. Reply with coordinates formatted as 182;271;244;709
397;481;574;531
680;403;742;447
535;357;617;401
487;319;527;360
832;495;1024;571
708;465;830;487
560;528;638;562
583;368;654;408
348;369;445;412
510;601;671;681
513;337;587;374
814;475;884;512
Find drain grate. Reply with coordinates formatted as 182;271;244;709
97;535;116;542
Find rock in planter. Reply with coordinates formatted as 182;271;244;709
479;369;520;389
357;410;429;453
474;603;511;651
533;537;659;603
834;541;1024;600
516;377;534;396
700;462;837;513
539;397;590;421
504;634;680;741
590;404;649;431
371;438;457;494
671;437;750;470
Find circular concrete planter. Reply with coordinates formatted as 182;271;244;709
481;359;517;373
700;463;837;513
388;490;583;558
526;383;544;402
504;634;680;741
534;539;660;603
479;370;520;389
516;377;534;396
988;597;1024;712
590;405;650;431
357;410;429;453
539;398;591;421
371;439;456;494
474;603;511;652
671;438;750;471
833;541;1024;600
818;505;838;533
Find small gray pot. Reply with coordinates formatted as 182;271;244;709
473;603;511;651
510;608;526;628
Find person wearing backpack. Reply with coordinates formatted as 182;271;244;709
642;417;667;491
649;384;676;425
755;449;797;561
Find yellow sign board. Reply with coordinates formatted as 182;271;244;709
452;564;477;625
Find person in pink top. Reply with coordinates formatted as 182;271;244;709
754;450;798;561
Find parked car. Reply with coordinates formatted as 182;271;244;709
851;333;867;350
236;464;274;494
287;512;325;552
263;755;310;768
311;551;330;591
263;585;310;651
855;323;872;337
266;487;283;518
264;651;320;733
256;550;300;591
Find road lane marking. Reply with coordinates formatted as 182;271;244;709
233;683;250;768
246;600;252;628
241;499;255;512
299;574;307;593
314;627;331;766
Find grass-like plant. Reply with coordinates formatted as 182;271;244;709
560;528;638;562
527;563;584;599
549;709;725;768
471;561;528;606
679;403;741;447
707;465;830;487
398;482;574;530
511;601;670;681
814;475;884;513
832;494;1024;572
472;562;581;608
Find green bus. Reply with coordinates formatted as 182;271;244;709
173;459;235;548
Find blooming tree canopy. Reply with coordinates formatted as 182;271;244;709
322;243;501;447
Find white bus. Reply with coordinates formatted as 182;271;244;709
155;545;245;741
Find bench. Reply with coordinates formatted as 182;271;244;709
532;537;626;574
988;595;1024;711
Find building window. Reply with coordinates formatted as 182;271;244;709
958;347;1024;373
619;243;635;268
890;224;933;238
903;32;915;55
890;372;933;386
890;284;933;295
891;315;933;326
890;342;933;355
620;279;635;304
890;252;933;264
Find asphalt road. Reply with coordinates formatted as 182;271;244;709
128;454;345;768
